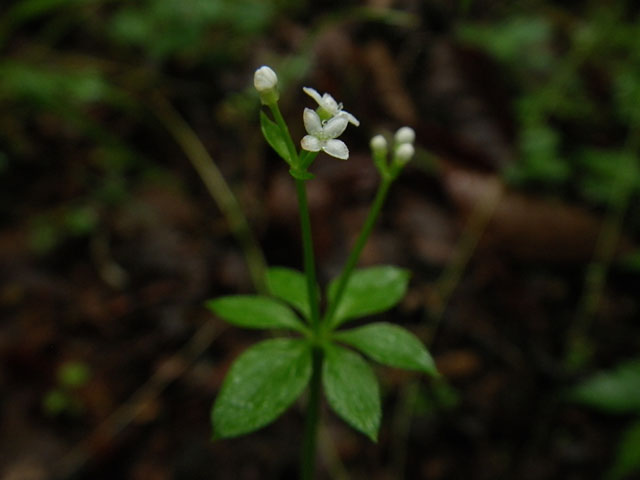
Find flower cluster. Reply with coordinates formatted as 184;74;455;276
253;65;416;170
300;87;359;160
369;126;416;179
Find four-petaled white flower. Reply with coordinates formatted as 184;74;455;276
303;87;360;127
300;108;350;160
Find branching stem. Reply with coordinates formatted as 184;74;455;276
324;177;392;326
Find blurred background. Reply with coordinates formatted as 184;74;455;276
1;0;640;478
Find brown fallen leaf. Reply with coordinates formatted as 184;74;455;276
441;166;632;262
363;41;417;125
424;40;516;171
435;349;483;379
394;192;458;265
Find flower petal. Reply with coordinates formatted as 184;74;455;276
321;93;339;114
303;108;323;136
323;114;349;139
322;139;349;160
342;110;360;127
303;87;324;106
301;135;322;152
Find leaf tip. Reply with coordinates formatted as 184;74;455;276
203;298;219;312
366;429;379;443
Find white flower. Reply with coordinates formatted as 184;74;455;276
303;87;360;126
395;126;415;145
254;66;278;92
300;108;350;160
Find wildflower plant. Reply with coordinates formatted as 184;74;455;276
207;65;438;478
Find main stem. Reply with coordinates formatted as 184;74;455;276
301;348;323;480
295;178;322;479
300;176;393;478
324;177;392;325
295;179;322;329
268;102;323;476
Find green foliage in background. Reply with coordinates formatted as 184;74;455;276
0;0;294;253
456;4;640;209
568;359;640;480
108;0;276;63
43;361;92;417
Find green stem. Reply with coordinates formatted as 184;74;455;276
325;177;393;326
295;176;322;480
301;348;323;480
295;179;321;330
269;102;300;168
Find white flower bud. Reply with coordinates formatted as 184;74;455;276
370;134;387;152
395;143;414;165
254;66;278;92
395;126;415;145
254;66;279;104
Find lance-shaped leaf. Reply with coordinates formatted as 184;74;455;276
212;338;312;438
567;359;640;413
265;267;311;320
608;420;640;480
327;266;410;328
323;343;381;441
260;111;292;165
333;322;438;376
206;295;306;332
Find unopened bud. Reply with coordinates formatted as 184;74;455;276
254;66;277;91
395;143;414;165
370;135;388;152
394;126;415;145
254;66;279;104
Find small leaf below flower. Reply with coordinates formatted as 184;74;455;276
260;111;292;164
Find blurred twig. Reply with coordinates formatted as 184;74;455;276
567;138;638;369
319;424;351;480
389;166;502;479
53;319;225;479
150;93;267;294
389;380;419;477
428;174;503;342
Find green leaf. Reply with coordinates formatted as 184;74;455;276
567;359;640;413
327;266;410;328
260;111;292;164
265;267;311;320
212;338;312;438
322;344;381;441
334;322;438;375
206;295;306;332
607;420;640;480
